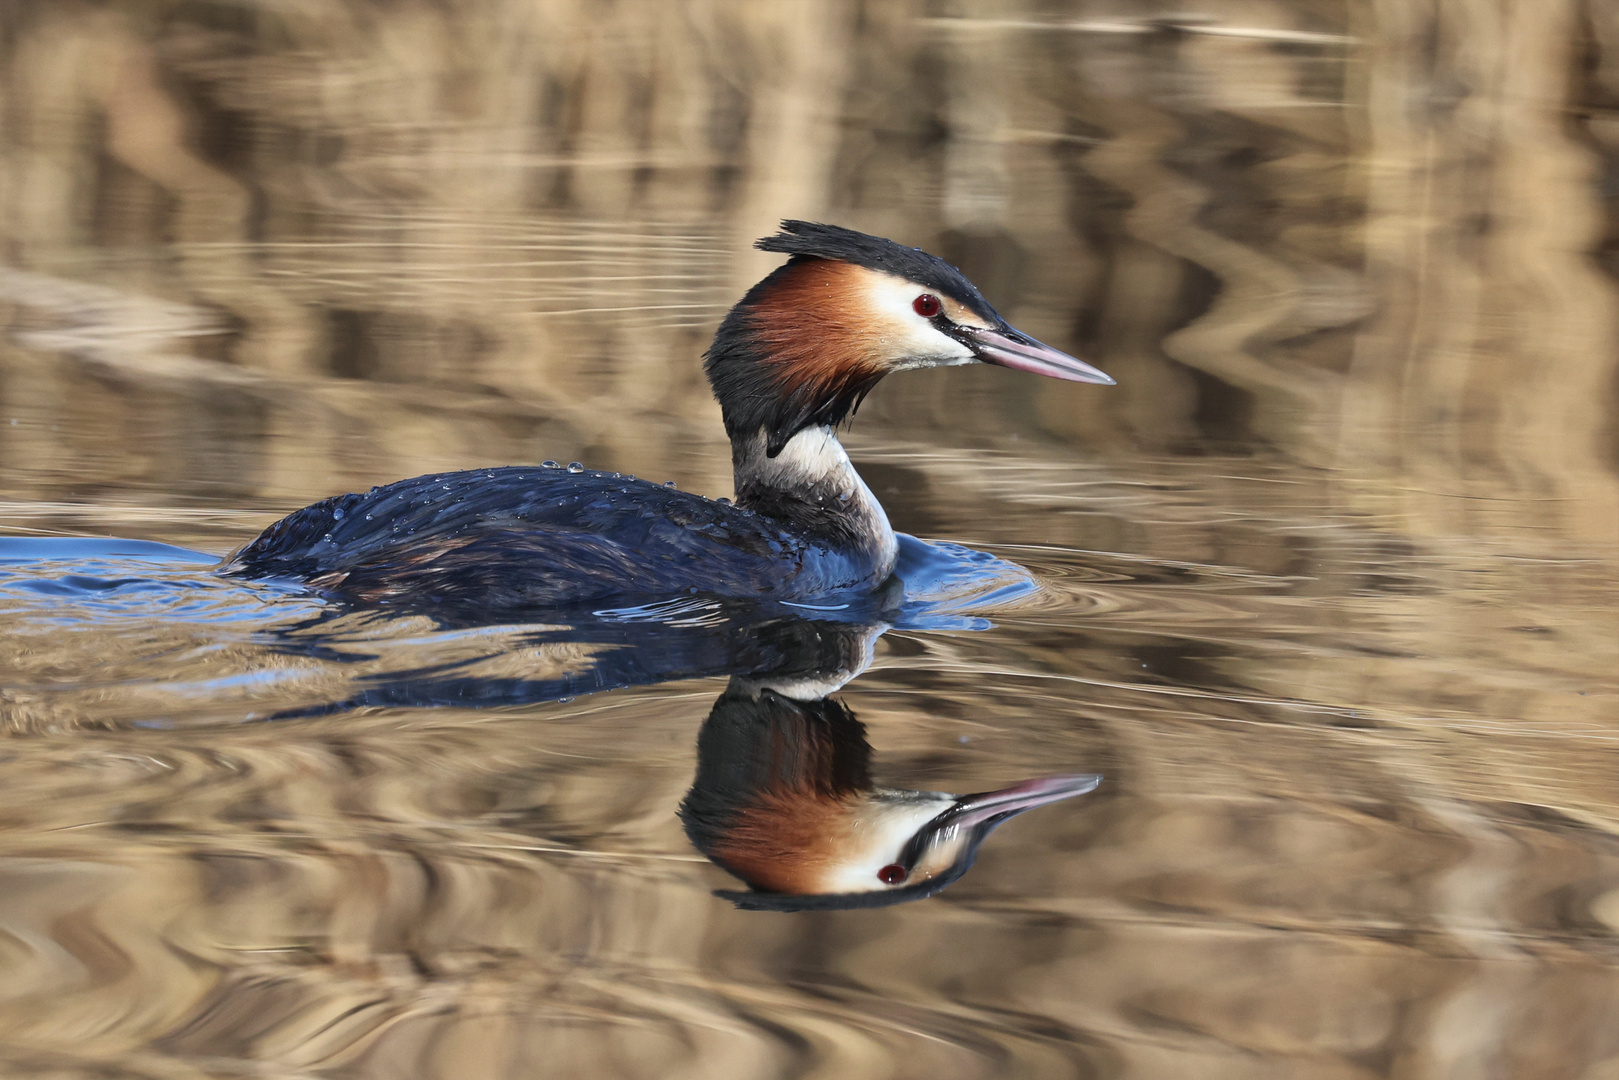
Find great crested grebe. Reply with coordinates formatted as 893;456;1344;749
226;222;1113;608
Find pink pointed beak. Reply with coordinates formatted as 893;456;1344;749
965;326;1115;385
949;773;1104;831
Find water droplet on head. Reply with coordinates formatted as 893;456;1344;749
663;480;676;488
567;462;585;473
332;508;345;520
542;460;559;469
364;513;373;520
716;497;731;506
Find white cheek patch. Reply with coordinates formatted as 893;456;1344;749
856;270;976;368
814;795;955;895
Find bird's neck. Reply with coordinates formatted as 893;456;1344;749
731;426;897;578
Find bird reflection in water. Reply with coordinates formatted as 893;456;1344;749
681;623;1100;910
0;534;1102;909
292;598;1099;909
245;543;1104;908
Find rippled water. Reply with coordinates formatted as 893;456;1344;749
3;2;1619;1078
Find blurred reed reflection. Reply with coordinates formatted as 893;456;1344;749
0;0;1613;541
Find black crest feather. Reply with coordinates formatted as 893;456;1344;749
754;221;998;322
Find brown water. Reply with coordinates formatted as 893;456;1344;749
3;2;1619;1077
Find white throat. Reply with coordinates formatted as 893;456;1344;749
734;426;898;574
764;426;859;487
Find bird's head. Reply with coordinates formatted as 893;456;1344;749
705;221;1114;457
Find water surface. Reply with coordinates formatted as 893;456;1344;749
2;2;1618;1078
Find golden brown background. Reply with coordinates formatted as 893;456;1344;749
2;1;1618;1078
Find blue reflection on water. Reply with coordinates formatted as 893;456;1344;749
0;537;318;624
0;531;1041;721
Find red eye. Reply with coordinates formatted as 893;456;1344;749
913;294;941;318
878;864;908;885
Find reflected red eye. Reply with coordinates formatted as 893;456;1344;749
913;294;941;318
878;863;908;885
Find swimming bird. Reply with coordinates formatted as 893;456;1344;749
225;221;1113;610
680;677;1101;910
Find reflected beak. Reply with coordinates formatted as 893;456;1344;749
964;326;1115;385
948;774;1103;832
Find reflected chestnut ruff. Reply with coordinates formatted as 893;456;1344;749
676;621;1101;911
681;684;1099;911
252;593;1104;909
224;222;1112;613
